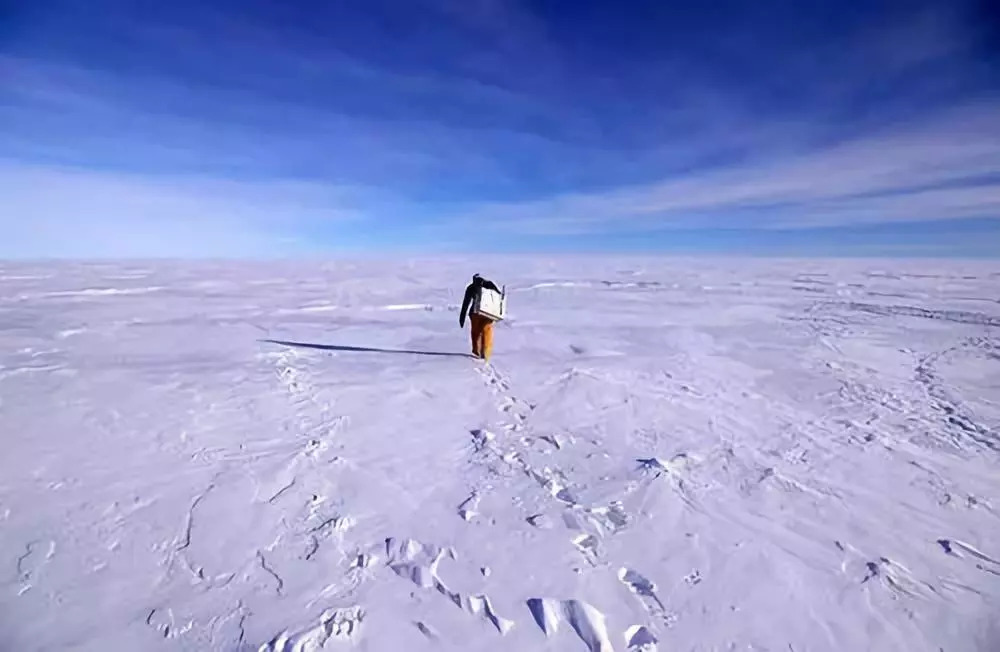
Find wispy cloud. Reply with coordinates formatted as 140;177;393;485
443;101;1000;235
0;163;368;258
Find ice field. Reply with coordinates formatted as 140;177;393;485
1;258;998;651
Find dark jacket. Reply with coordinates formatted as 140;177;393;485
459;277;500;327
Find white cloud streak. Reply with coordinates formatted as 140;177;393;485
0;163;365;258
451;102;1000;235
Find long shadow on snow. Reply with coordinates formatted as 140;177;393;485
263;339;474;358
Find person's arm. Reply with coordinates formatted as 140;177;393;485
459;284;473;327
483;280;500;292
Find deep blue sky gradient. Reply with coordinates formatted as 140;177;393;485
1;0;998;257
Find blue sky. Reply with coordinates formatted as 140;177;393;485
1;0;998;257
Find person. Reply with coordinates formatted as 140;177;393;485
459;273;501;360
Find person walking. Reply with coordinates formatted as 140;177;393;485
459;273;501;360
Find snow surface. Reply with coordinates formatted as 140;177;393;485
1;258;999;652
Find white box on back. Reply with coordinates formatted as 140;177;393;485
473;286;506;321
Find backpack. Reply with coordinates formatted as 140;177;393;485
472;284;507;321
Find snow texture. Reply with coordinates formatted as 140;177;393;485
1;258;999;651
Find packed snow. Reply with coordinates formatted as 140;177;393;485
1;258;998;651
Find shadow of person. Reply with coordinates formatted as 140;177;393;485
262;339;474;358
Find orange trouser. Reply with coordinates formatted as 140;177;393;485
470;314;494;360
